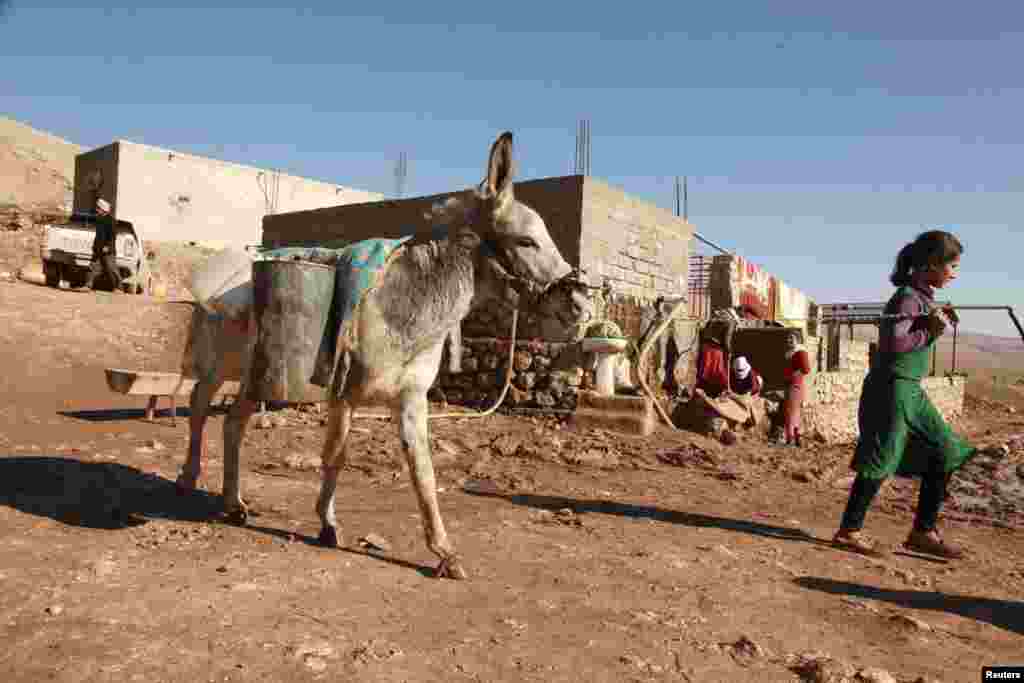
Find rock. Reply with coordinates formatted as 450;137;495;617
723;635;769;661
888;614;931;632
534;391;557;408
434;439;458;456
833;475;856;490
514;371;537;390
283;452;320;471
143;439;165;450
357;533;391;552
720;429;738;445
789;651;857;683
892;567;916;584
45;605;63;616
857;667;897;683
513;350;533;372
490;434;523;458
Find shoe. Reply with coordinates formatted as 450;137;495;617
904;529;964;559
832;529;887;557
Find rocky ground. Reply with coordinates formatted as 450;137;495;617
1;271;1022;682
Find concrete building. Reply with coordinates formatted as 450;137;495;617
74;140;383;247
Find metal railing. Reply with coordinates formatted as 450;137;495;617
820;303;1024;375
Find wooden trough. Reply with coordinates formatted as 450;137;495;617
104;369;242;425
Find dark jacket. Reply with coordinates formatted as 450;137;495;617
92;215;117;258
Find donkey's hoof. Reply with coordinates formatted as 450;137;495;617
318;526;340;548
224;507;248;527
435;556;468;580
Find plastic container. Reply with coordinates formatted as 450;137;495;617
246;258;336;402
186;248;255;319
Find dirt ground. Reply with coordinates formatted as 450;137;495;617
1;278;1022;683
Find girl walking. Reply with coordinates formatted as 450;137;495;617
832;230;978;559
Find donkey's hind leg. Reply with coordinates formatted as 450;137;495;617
221;394;258;525
176;377;224;493
316;397;353;548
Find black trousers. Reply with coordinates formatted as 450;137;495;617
840;469;949;533
86;251;122;291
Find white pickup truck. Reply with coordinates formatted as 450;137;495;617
39;213;152;293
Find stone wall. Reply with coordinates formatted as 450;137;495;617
801;371;966;444
434;337;585;411
838;339;871;374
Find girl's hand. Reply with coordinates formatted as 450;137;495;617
941;304;960;326
926;311;947;338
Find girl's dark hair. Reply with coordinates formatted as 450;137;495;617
890;230;964;287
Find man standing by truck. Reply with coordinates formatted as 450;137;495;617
85;197;123;292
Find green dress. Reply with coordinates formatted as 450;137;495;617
851;288;977;479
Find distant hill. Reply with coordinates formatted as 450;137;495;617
0;116;81;210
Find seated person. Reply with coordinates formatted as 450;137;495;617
695;339;728;398
731;355;763;396
694;316;736;399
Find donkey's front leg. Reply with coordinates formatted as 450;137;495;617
222;395;258;525
176;377;224;492
396;390;467;579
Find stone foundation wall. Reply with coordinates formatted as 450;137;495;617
801;371;966;444
434;337;586;411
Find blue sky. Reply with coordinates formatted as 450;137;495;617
2;1;1022;337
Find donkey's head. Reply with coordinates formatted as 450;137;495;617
531;273;596;338
466;132;573;306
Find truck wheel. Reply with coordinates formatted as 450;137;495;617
43;261;61;288
66;270;89;289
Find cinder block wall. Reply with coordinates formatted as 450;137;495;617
263;176;584;268
577;178;691;299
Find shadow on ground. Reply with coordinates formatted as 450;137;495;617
0;455;220;528
464;485;822;544
58;407;196;423
0;454;441;577
795;576;1024;636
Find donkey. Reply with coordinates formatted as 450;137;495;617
177;132;581;579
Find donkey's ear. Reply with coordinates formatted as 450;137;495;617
482;131;515;206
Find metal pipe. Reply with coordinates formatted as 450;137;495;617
693;232;733;255
952;322;958;373
1008;307;1024;340
823;305;1024;344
